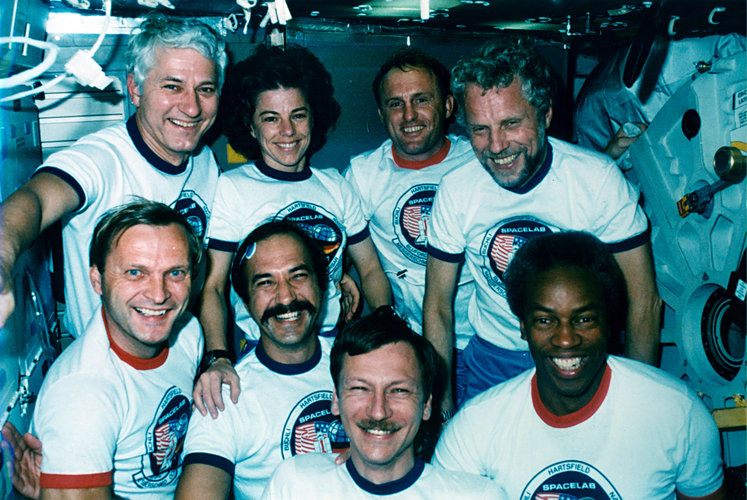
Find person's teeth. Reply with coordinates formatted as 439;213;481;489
552;357;583;370
170;119;198;128
494;153;519;165
276;311;301;321
136;308;167;317
403;125;424;133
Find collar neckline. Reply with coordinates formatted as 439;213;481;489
503;140;553;195
255;338;321;375
103;308;169;370
346;458;425;495
391;137;451;170
532;362;611;428
126;115;190;175
255;158;312;181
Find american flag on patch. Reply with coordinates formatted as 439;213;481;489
152;423;178;471
402;206;425;240
535;493;579;500
490;235;524;273
294;422;329;454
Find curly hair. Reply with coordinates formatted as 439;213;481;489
126;13;227;92
503;231;628;337
221;45;341;161
372;47;451;108
451;37;553;125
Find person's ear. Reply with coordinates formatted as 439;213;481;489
422;394;432;421
126;74;141;108
520;320;527;341
444;95;455;120
90;266;103;296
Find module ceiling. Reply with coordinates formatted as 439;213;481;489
51;0;746;41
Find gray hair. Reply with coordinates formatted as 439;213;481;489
126;13;227;91
451;37;553;125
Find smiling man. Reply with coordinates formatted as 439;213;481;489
433;231;724;499
32;201;204;499
176;221;349;500
424;37;661;406
0;13;224;337
262;308;503;499
344;48;478;412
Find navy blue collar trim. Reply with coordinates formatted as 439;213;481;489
346;458;425;495
504;140;552;195
255;338;321;375
255;158;312;181
126;115;189;175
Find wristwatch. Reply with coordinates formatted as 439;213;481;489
199;349;232;374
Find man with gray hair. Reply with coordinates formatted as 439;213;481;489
423;38;660;405
0;13;225;338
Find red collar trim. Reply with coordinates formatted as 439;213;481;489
391;138;451;170
102;309;169;370
532;363;611;428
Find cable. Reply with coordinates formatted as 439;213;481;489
0;0;113;102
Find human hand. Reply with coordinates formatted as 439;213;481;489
192;358;240;419
338;274;361;321
0;265;16;330
334;448;351;466
2;422;41;499
605;122;647;160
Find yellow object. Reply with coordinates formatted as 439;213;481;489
227;143;248;164
711;395;747;429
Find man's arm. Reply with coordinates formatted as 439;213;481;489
174;463;231;500
423;255;460;411
613;242;661;365
194;249;240;418
347;237;392;310
0;173;80;328
40;487;111;499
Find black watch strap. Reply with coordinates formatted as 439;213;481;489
199;349;232;374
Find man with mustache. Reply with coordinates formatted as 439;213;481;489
176;221;349;499
262;308;503;499
423;37;660;405
32;201;204;499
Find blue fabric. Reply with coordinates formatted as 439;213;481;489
462;335;535;403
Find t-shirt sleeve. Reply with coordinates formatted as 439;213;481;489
182;388;264;476
337;173;368;244
432;406;490;478
207;175;245;252
426;177;466;262
592;160;650;253
36;142;110;214
674;395;724;497
34;373;119;488
342;162;372;220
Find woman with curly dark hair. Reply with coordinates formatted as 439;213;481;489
194;46;392;415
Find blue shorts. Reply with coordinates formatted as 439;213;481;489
462;335;535;403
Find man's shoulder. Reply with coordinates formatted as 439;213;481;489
607;356;696;403
460;369;535;414
348;139;393;169
549;137;617;171
421;463;500;498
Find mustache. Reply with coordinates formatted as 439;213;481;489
357;419;400;433
261;300;316;324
